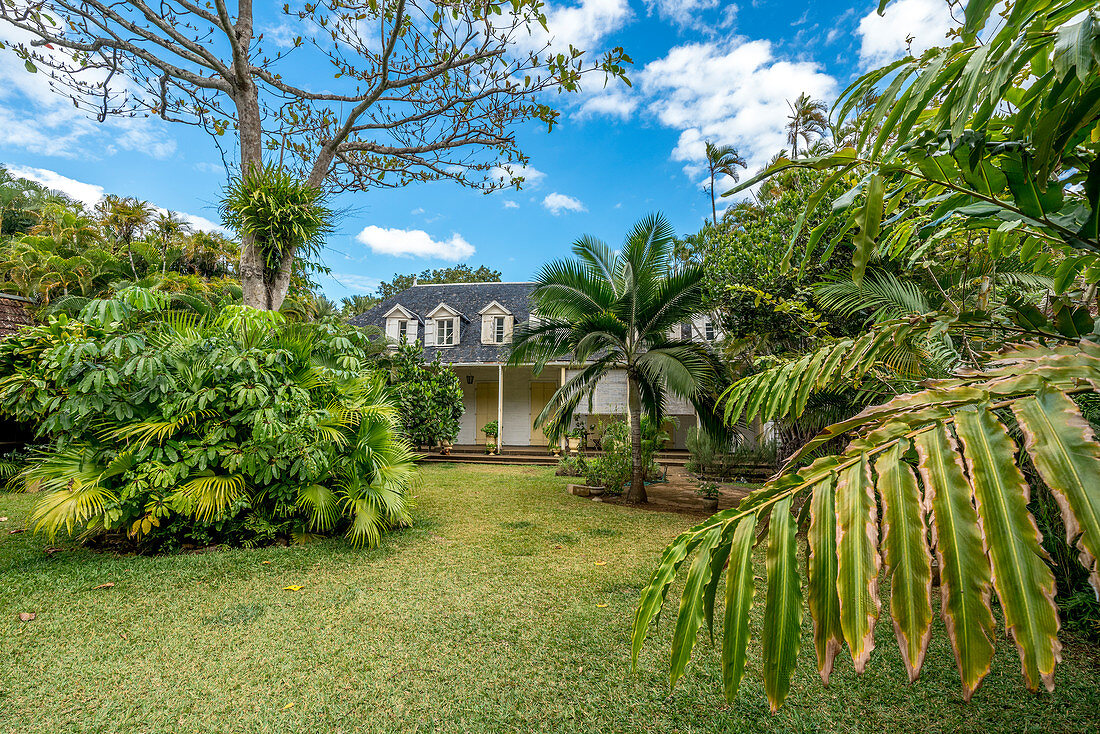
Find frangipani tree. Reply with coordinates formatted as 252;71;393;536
634;0;1100;712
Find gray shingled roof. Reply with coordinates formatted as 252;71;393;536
348;282;537;364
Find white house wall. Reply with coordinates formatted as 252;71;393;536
451;365;557;447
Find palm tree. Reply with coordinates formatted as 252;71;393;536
703;141;747;223
508;214;722;503
96;195;154;278
785;93;828;158
152;211;189;272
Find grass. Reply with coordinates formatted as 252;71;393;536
1;464;1098;733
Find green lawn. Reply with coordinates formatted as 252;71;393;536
1;464;1097;733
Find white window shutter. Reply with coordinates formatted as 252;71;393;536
385;318;398;341
482;315;492;344
504;315;514;342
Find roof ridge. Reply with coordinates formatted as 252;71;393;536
408;281;534;286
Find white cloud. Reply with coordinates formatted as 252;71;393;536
528;0;632;52
635;38;837;175
488;163;546;188
174;212;227;234
355;225;475;260
503;200;520;209
0;24;176;160
5;164;226;233
575;88;638;120
542;192;587;215
644;1;737;33
6;164;106;207
857;0;958;67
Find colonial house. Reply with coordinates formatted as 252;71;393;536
350;282;720;450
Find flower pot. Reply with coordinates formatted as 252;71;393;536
701;498;719;513
567;437;580;452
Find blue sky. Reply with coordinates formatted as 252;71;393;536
0;0;959;298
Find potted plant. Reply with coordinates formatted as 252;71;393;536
696;481;720;513
481;421;499;454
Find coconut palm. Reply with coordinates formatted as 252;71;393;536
703;141;747;223
785;93;828;158
508;213;722;503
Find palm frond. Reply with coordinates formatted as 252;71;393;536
174;472;246;523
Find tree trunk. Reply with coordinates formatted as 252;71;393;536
710;168;717;224
623;374;647;504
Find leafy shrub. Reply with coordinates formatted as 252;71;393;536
583;420;666;491
382;343;464;448
685;426;722;475
481;420;498;438
555;454;587;477
0;287;416;549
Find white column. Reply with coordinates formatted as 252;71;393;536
560;366;567;452
497;364;504;454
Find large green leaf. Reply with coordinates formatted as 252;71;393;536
631;531;707;669
669;523;725;687
852;174;884;285
875;440;934;682
835;453;881;673
914;424;995;701
761;496;802;713
807;476;843;684
1012;389;1100;598
721;515;757;701
954;407;1061;692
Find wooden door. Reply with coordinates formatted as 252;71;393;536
475;382;498;444
529;382;557;446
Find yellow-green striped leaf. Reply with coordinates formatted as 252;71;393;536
1012;389;1100;598
721;515;757;701
955;407;1061;692
835;453;880;673
875;440;933;682
914;423;995;701
807;476;843;684
762;496;802;713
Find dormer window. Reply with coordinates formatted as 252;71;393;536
479;300;513;344
383;304;418;345
436;317;455;346
426;303;462;346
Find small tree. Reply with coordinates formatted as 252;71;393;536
0;1;630;311
384;343;464;448
507;213;723;504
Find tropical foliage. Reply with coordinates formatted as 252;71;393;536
0;287;415;549
0;168;240;308
636;0;1100;711
508;213;722;503
381;342;465;449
